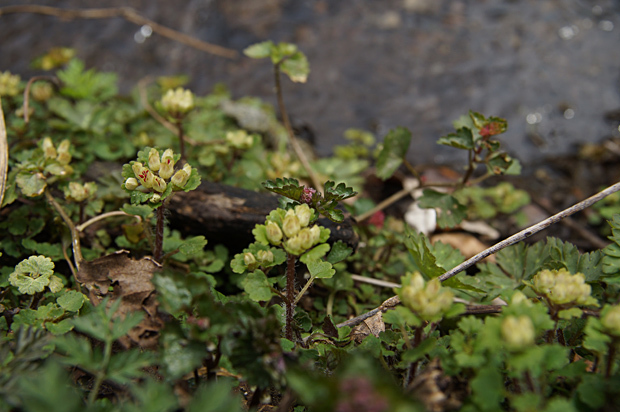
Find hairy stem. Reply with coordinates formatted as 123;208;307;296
273;62;322;190
153;204;165;262
285;253;296;341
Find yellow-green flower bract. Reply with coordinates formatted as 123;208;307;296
399;272;454;321
501;315;535;350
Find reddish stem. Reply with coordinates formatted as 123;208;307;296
285;253;296;341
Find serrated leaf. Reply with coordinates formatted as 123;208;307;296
545;237;604;281
306;260;335;279
243;41;274;59
437;127;474;150
262;178;304;201
57;58;118;100
375;127;412;180
418;189;467;228
323;180;357;202
241;270;273;302
107;349;154;384
326;241;353;264
404;226;444;279
603;215;620;275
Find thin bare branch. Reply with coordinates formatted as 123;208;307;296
339;181;620;328
0;5;237;59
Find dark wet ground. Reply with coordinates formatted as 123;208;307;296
1;0;620;167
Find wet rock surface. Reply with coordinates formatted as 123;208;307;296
1;0;620;165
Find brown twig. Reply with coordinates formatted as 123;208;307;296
0;5;237;59
22;76;60;124
338;181;620;329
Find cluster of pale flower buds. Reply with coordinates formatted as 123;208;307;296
0;71;20;97
530;269;597;307
601;304;620;337
264;204;323;256
501;315;535;350
42;137;71;165
160;87;194;118
243;249;275;272
64;181;97;203
124;148;192;203
399;272;454;321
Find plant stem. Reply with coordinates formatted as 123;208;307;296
294;275;316;305
285;253;296;341
88;337;113;406
44;189;83;271
605;339;617;379
176;119;186;163
76;210;140;232
153;204;165;262
273;62;322;191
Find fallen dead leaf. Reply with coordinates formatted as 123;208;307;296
349;312;385;343
76;250;163;349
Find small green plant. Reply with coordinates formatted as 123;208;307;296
121;146;201;261
232;178;356;341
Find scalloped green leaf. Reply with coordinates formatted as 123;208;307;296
121;203;154;220
280;51;309;83
375;127;412;180
16;172;47;197
241;270;273;302
13;255;55;277
179;236;208;257
9;272;51;295
418;189;467;228
437;127;474;150
326;241;353;264
243;41;274;59
57;290;88;312
300;243;331;264
306;260;335;279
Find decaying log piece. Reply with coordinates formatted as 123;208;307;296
167;181;359;252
